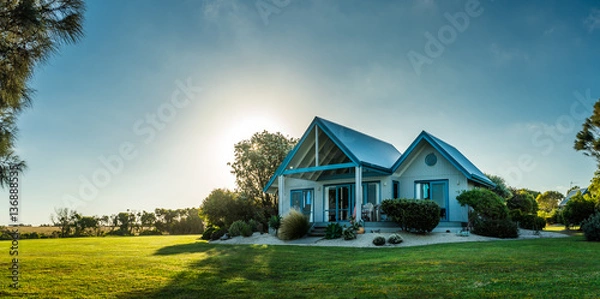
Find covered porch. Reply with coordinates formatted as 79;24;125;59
263;117;401;224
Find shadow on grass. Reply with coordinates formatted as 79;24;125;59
153;242;211;256
120;243;284;299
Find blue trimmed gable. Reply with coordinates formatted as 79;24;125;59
263;117;402;192
392;131;495;188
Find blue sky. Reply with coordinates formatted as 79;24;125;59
2;0;600;225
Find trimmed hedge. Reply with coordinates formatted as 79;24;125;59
381;199;440;233
472;217;519;239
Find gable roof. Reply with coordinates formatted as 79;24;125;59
317;117;401;170
263;117;402;192
392;131;495;187
559;187;589;206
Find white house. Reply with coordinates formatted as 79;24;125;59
559;187;589;207
263;116;495;231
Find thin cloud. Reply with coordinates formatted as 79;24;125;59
489;43;530;65
543;27;555;36
584;8;600;32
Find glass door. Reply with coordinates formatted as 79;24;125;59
430;181;448;221
324;185;354;222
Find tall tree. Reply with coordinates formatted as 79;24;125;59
51;207;75;237
228;130;296;216
575;98;600;165
485;173;513;199
0;0;85;186
535;191;563;213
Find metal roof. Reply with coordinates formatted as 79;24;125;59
559;187;588;206
264;117;495;192
317;117;402;170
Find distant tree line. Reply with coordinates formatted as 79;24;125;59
46;207;203;238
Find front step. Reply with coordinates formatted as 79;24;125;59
308;225;327;237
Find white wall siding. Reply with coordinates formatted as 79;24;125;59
394;143;470;223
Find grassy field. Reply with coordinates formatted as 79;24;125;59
1;234;599;298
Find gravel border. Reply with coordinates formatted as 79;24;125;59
209;229;568;248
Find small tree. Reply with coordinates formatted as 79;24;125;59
199;188;258;229
51;208;75;237
575;98;600;165
507;190;538;215
228;131;296;217
536;191;563;213
562;192;597;229
456;188;509;220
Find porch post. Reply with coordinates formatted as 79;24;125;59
278;175;285;215
355;166;362;222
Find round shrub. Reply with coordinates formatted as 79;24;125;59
388;233;403;244
278;209;310;240
582;212;600;241
241;223;254;237
372;236;386;246
380;199;440;233
457;188;509;220
228;220;250;237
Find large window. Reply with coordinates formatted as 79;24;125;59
291;189;313;222
323;182;380;222
415;180;448;221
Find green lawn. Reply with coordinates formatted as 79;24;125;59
1;235;599;298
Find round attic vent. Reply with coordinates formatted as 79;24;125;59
425;153;437;166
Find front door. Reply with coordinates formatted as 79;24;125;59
430;181;448;221
325;185;354;222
